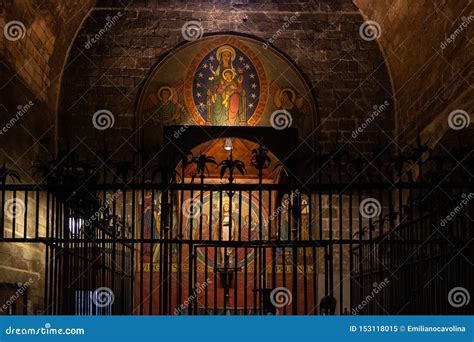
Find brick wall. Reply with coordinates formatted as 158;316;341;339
0;0;93;176
1;0;93;105
59;0;394;156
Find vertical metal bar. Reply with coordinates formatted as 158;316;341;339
308;191;313;240
358;189;363;312
163;191;171;315
238;191;242;241
219;191;222;242
209;191;213;241
349;189;353;313
205;246;208;313
112;189;117;314
271;245;276;308
101;191;106;315
140;188;145;315
193;244;197;315
278;193;282;241
150;190;155;315
168;191;174;315
367;187;373;314
377;187;384;313
248;191;252;242
407;185;413;313
268;190;272;240
213;245;217;315
234;245;238;315
312;245;317;314
12;190;16;238
223;245;227;314
35;191;39;239
292;245;297;315
199;188;203;240
121;189;126;314
328;189;333;297
339;191;343;314
387;187;394;313
188;190;195;315
131;189;136;314
243;247;248;314
258;187;263;314
282;246;286;315
303;246;308;314
44;241;49;314
49;196;56;312
253;245;257;314
177;188;184;312
23;191;28;238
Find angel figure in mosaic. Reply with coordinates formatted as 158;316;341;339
269;80;310;129
147;80;185;125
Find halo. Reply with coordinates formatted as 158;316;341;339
222;68;236;80
157;86;174;102
216;45;236;62
220;196;231;207
280;88;296;103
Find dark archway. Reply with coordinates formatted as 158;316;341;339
162;125;300;179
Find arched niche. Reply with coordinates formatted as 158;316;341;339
136;33;317;154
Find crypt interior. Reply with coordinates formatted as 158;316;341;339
0;0;473;315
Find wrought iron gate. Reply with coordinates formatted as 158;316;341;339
0;138;472;315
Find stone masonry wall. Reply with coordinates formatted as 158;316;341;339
355;0;472;144
59;0;394;157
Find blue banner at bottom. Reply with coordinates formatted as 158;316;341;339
0;316;472;342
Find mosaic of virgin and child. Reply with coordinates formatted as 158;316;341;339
206;45;248;126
